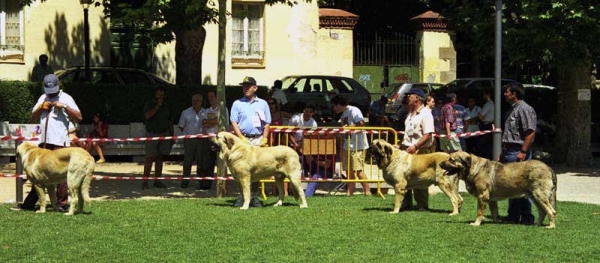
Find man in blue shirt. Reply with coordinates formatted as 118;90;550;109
230;76;271;207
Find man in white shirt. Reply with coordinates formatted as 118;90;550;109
178;93;205;188
199;90;229;190
478;92;494;159
399;88;435;211
271;80;288;111
331;95;371;196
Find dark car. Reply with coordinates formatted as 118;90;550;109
281;75;371;120
55;66;173;85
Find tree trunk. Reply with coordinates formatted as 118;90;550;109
553;62;593;166
175;27;206;85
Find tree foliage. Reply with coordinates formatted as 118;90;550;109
440;0;600;165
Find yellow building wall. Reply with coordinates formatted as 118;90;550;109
0;0;110;80
418;31;456;84
1;0;353;87
154;1;354;86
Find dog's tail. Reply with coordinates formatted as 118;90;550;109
550;168;557;212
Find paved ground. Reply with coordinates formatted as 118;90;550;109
1;161;599;205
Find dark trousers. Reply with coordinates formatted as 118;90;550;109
198;138;217;189
478;123;494;160
502;144;534;223
21;143;69;209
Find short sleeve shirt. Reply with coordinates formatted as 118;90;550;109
502;100;537;144
203;105;229;134
288;113;317;146
340;105;368;151
33;91;80;147
403;106;434;148
440;103;457;131
178;107;204;135
480;101;494;124
230;97;271;135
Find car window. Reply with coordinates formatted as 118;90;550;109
285;78;306;93
325;79;353;93
119;71;152;84
304;79;324;93
91;70;119;84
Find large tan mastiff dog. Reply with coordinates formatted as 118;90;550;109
17;142;95;215
211;132;308;210
439;151;557;228
369;139;463;215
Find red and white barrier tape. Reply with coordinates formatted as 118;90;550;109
1;173;351;182
1;127;501;142
397;128;502;138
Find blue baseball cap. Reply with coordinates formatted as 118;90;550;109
405;88;425;99
43;74;60;94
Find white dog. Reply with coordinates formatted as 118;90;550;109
211;132;308;210
17;142;95;215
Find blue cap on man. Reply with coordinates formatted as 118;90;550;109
405;88;425;99
43;74;60;94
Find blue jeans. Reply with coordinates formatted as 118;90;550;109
502;145;534;222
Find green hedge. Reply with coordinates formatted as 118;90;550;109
0;81;269;125
0;81;43;124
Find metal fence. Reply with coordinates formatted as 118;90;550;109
353;31;418;66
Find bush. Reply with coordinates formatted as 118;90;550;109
0;81;42;124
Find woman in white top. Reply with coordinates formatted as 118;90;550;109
464;97;482;154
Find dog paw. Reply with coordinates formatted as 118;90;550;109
239;206;250;210
448;212;459;216
35;210;46;213
273;201;283;207
469;222;482;226
389;211;400;214
300;204;308;209
64;213;74;216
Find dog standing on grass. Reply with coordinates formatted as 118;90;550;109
439;151;557;228
211;132;308;210
17;142;95;215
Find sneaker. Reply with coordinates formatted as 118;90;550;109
10;204;34;211
142;181;149;190
154;180;167;189
233;196;244;207
96;158;106;164
250;196;263;207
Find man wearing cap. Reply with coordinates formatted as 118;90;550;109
399;88;435;211
12;74;82;212
230;76;271;207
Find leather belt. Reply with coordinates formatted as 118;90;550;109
244;134;262;138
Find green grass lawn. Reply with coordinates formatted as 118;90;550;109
1;194;599;262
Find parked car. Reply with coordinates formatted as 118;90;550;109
280;75;371;120
55;66;173;85
437;78;515;106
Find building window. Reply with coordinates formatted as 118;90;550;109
231;2;264;66
0;0;24;62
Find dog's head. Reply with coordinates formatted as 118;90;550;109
16;142;38;159
210;132;242;156
439;151;472;178
369;139;396;167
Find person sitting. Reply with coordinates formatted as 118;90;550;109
313;84;322;93
85;112;109;163
369;95;391;126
